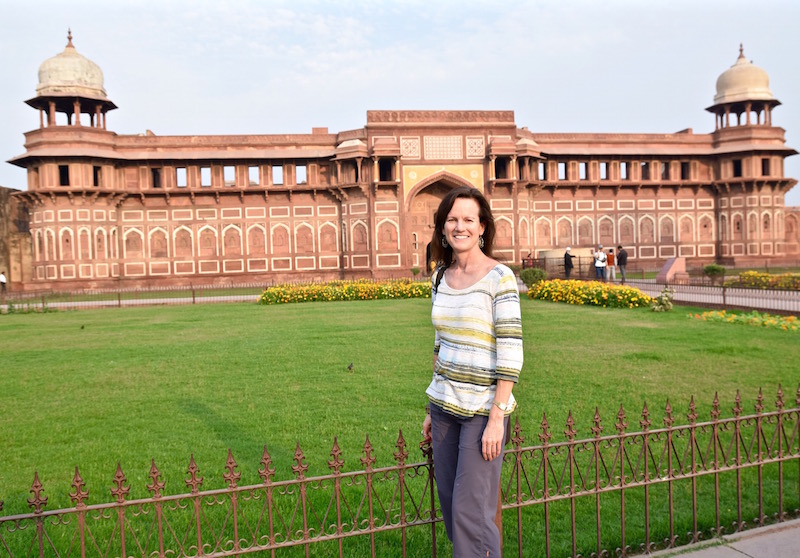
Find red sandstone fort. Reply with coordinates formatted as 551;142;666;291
1;34;798;290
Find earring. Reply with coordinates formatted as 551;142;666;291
479;236;485;249
441;237;448;248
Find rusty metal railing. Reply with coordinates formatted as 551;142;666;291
1;387;798;557
502;385;800;557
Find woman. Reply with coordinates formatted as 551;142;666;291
422;186;523;557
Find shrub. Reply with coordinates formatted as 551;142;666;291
689;310;799;332
411;267;421;277
723;271;800;291
519;267;547;288
258;279;431;305
528;279;652;309
650;287;674;312
703;264;726;281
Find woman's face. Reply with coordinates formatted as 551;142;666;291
443;197;485;255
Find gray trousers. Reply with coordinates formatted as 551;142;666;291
430;404;507;557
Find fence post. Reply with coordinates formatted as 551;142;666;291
722;286;727;307
41;294;45;311
192;287;196;305
118;292;122;308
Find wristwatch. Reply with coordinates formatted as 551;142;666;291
493;399;510;412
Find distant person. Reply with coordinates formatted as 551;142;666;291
606;248;616;281
617;245;628;283
593;245;607;281
564;247;575;279
0;270;6;294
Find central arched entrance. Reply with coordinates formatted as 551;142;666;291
407;173;477;272
408;182;449;271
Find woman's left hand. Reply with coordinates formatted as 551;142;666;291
481;412;505;461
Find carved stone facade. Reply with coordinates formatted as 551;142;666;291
4;38;799;290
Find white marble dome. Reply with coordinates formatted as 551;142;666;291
36;31;108;100
714;46;774;105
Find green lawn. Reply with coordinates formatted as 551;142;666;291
1;298;798;554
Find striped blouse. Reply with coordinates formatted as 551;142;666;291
426;264;524;417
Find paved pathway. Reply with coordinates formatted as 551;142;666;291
649;519;800;558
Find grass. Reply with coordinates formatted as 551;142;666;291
1;298;798;555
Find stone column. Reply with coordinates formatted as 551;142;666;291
73;100;81;126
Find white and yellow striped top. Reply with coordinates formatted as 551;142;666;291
426;264;524;418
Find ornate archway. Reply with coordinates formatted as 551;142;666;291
406;172;474;271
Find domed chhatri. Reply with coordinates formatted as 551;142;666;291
714;44;775;106
25;30;116;128
36;29;108;101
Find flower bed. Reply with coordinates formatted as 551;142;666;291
528;279;653;309
723;271;800;291
689;310;799;332
258;279;431;305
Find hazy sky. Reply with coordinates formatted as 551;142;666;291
1;0;798;205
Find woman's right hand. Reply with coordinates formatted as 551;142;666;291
422;413;432;441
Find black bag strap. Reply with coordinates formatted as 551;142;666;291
433;265;447;294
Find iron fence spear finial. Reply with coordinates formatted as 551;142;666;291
687;396;698;424
616;404;628;435
223;449;241;489
110;463;130;504
27;472;48;514
664;400;674;428
733;390;743;417
755;388;764;414
361;435;376;471
329;437;344;473
539;413;552;444
292;443;308;480
70;467;89;507
564;410;577;440
394;431;409;465
511;416;524;448
185;455;204;494
147;461;165;498
711;392;721;421
640;402;651;431
591;407;603;438
258;446;275;484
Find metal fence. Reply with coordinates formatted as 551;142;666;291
624;279;800;314
0;277;436;312
3;277;798;315
1;387;798;557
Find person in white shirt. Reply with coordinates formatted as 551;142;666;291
593;245;607;281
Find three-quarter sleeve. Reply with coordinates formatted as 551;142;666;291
493;270;523;382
